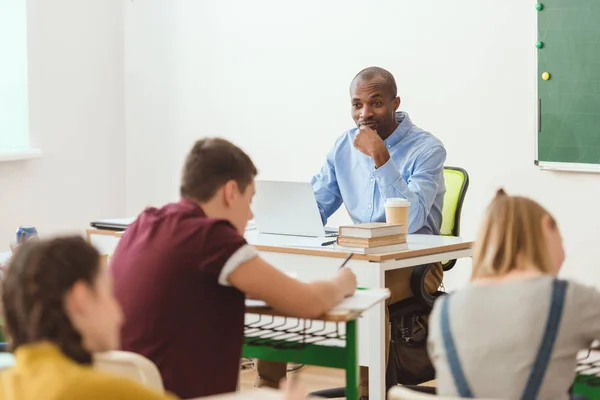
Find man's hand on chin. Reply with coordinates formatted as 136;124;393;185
353;125;390;168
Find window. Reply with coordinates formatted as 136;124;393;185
0;1;39;161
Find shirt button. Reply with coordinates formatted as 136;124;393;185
376;177;380;181
387;145;391;149
370;178;374;182
368;204;372;209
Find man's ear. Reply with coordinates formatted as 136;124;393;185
222;180;238;208
393;96;401;111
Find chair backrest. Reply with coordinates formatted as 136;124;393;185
388;386;497;400
440;167;469;271
440;167;469;237
93;350;164;392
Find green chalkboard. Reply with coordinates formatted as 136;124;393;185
537;0;600;167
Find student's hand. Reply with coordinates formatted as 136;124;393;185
335;267;358;297
353;125;390;168
280;377;309;400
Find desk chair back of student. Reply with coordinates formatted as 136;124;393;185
440;167;470;271
94;350;164;393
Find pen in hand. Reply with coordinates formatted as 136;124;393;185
338;253;353;269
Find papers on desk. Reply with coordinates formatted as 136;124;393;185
245;232;334;249
245;288;390;314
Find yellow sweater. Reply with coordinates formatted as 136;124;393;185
0;342;179;400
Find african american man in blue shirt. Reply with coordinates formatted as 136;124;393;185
255;67;446;398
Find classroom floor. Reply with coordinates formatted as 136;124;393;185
238;363;435;398
239;364;344;395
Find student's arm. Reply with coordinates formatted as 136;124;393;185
228;256;356;319
372;145;446;232
201;221;357;319
311;142;344;225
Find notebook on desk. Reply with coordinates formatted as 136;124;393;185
90;217;135;231
245;288;390;314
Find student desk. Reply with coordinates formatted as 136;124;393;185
86;227;473;399
244;289;389;400
573;349;600;399
242;232;473;399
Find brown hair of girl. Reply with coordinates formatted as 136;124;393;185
2;235;101;364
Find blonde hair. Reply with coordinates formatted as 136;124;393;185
472;189;558;278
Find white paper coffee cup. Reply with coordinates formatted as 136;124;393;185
384;198;410;233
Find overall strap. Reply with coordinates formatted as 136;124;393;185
441;295;474;398
521;279;568;400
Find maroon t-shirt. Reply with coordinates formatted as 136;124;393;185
110;198;253;399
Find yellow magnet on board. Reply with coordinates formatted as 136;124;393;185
542;72;551;81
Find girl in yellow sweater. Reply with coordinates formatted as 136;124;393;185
0;236;179;399
0;236;305;400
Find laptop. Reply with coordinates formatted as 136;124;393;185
253;180;338;238
90;217;135;231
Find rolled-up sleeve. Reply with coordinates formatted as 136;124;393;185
372;145;446;232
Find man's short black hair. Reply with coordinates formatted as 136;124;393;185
350;66;397;99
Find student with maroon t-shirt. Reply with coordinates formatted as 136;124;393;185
110;138;357;399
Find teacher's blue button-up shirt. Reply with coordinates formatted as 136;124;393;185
311;112;446;235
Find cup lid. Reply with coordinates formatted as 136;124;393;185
385;198;410;206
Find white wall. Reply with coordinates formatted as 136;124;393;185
0;0;125;247
125;0;600;289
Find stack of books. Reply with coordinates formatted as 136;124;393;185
335;222;407;254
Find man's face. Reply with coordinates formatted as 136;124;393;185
351;78;399;138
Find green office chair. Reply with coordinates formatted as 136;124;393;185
439;166;470;271
408;166;470;305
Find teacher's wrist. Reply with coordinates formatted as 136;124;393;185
371;145;390;168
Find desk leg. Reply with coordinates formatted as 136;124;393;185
369;269;386;400
346;319;359;400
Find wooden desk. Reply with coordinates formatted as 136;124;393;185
245;231;473;400
86;228;473;400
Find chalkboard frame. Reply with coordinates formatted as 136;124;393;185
534;1;600;173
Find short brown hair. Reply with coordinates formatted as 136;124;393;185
180;138;258;202
472;189;557;279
